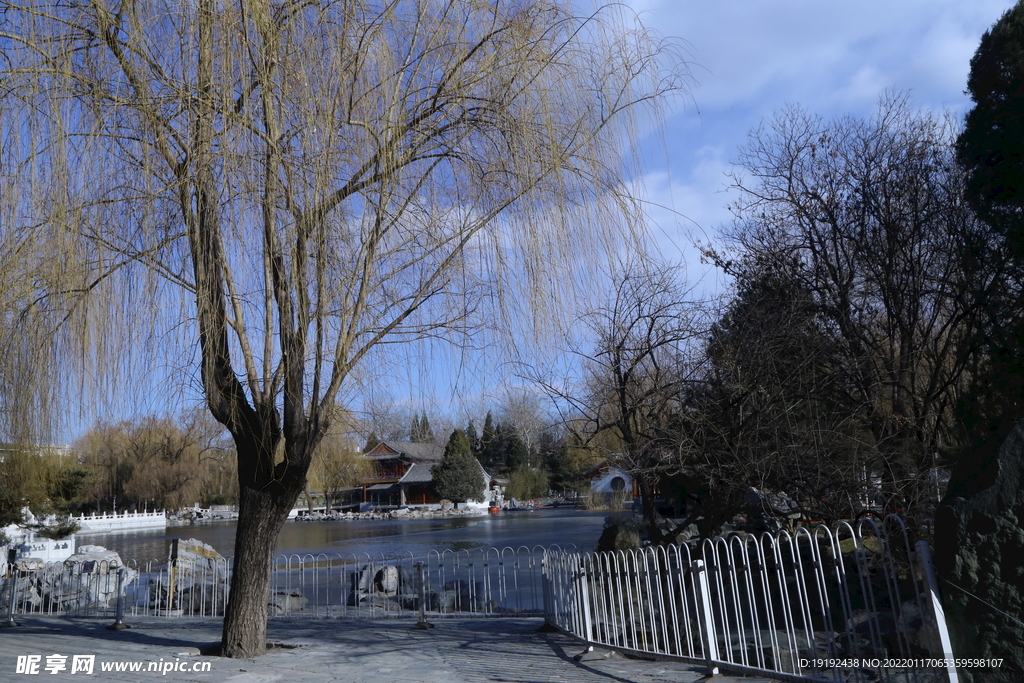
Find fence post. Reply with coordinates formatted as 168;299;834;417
167;539;178;616
537;552;559;632
691;559;720;677
412;561;433;630
2;548;17;628
915;541;959;683
107;567;129;630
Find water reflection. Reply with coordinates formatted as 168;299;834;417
81;510;608;563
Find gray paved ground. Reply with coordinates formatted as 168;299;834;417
0;617;784;683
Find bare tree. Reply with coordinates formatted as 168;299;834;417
0;0;685;655
723;94;995;517
535;262;706;543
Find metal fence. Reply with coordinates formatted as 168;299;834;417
2;545;572;622
543;516;956;683
2;517;962;683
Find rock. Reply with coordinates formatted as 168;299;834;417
13;558;44;572
66;545;126;569
377;565;400;594
432;580;485;613
9;545;138;613
148;578;226;616
173;538;227;578
349;564;417;607
935;418;1024;682
727;629;817;671
440;500;454;512
596;516;640;552
148;539;229;615
268;589;308;614
743;487;799;518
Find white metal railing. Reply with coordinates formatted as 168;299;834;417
2;544;573;621
0;518;961;683
543;516;957;683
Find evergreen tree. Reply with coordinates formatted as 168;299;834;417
362;432;379;453
505;435;531;473
482;412;495;445
956;0;1024;440
466;419;480;453
506;465;548;501
410;413;422;442
957;1;1024;241
420;414;435;443
431;429;484;507
478;412;507;471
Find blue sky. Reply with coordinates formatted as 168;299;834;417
624;0;1014;296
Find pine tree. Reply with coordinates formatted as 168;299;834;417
505;435;531;473
482;412;495;445
362;432;379;453
957;0;1024;238
479;412;503;471
431;429;484;507
410;414;422;442
467;419;480;453
420;414;435;443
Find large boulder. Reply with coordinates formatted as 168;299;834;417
268;589;308;615
935;419;1024;682
173;538;228;578
7;545;137;614
66;545;127;569
149;539;229;615
596;516;640;552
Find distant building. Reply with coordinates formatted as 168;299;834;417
583;460;637;506
361;441;489;507
0;443;71;463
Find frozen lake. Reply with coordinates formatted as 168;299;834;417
80;509;610;564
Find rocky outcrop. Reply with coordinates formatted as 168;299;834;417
268;589;308;615
596;516;640;552
346;564;490;614
148;539;229;615
935;419;1024;683
4;545;137;614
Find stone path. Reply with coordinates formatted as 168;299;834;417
1;617;785;683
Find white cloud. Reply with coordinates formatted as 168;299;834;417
619;0;1015;301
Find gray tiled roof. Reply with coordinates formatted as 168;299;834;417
398;460;488;485
398;462;435;483
365;440;444;462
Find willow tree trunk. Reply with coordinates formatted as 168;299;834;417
221;483;295;656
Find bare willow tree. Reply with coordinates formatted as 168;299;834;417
0;184;75;527
0;0;685;655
